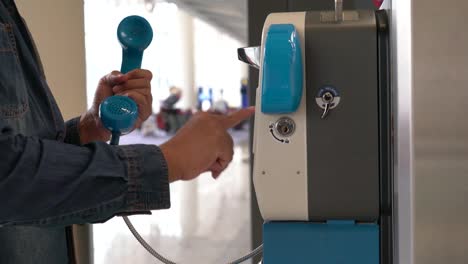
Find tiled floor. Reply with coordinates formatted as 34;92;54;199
93;129;252;264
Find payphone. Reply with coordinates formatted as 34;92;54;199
239;1;392;263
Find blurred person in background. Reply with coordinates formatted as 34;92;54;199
158;86;190;134
240;78;249;109
211;89;229;115
162;86;182;110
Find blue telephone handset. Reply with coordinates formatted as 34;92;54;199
99;15;153;145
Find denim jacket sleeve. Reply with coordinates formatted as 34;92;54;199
0;119;170;227
64;117;81;145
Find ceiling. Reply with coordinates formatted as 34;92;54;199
162;0;248;43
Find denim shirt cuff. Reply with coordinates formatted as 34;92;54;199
64;117;81;145
115;145;171;215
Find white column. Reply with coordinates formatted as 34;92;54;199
177;10;198;237
177;10;197;110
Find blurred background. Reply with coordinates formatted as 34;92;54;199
84;1;252;263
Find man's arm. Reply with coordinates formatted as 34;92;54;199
64;117;82;145
0;107;254;227
0;119;170;227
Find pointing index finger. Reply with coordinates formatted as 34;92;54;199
221;107;255;129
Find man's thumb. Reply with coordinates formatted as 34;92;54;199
105;71;126;86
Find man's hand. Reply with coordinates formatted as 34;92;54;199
160;107;255;182
79;70;153;144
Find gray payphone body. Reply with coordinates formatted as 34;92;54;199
240;8;392;264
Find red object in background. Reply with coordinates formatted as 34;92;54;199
373;0;384;8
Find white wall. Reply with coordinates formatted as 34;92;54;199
412;1;468;264
15;0;87;120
